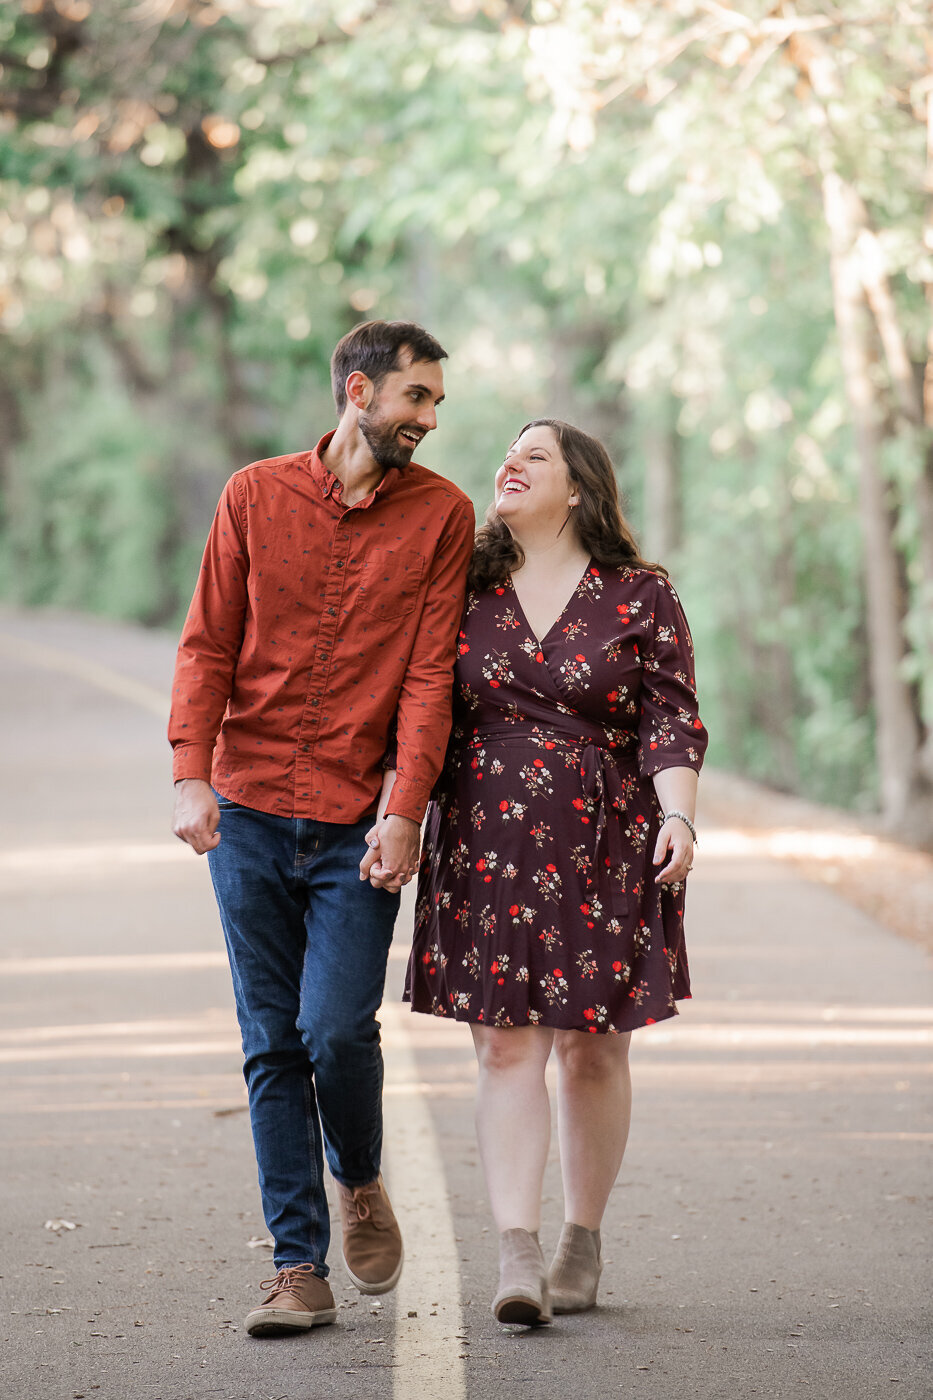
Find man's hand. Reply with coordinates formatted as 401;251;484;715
359;814;420;891
172;778;221;855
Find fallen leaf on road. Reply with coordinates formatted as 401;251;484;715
44;1219;78;1232
245;1236;274;1249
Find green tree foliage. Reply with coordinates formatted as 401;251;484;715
1;0;931;827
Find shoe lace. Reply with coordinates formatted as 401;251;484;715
259;1263;317;1298
343;1181;386;1228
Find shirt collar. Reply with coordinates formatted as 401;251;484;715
310;430;400;506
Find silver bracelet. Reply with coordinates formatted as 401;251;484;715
661;810;697;844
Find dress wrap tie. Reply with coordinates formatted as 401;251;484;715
467;723;636;921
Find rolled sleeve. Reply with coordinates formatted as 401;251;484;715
637;577;708;779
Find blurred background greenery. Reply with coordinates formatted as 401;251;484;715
1;0;932;832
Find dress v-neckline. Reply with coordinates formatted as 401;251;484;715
508;559;594;647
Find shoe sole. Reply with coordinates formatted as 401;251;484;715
343;1242;404;1295
493;1293;552;1327
244;1306;337;1336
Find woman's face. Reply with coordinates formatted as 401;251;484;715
494;425;576;528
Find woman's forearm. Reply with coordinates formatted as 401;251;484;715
377;768;397;822
651;766;698;824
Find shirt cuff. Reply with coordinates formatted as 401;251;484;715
172;742;215;785
383;777;432;824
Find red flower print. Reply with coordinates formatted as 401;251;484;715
546;864;557;872
422;952;431;964
635;815;644;824
575;653;585;662
694;718;703;729
650;741;658;749
645;1017;656;1025
494;588;505;595
591;566;600;575
544;741;555;749
509;904;519;916
476;858;486;871
583;1008;596;1021
553;968;562;977
499;800;509;811
612;961;622;972
497;977;505;985
484;874;492;883
489;679;500;688
533;758;544;768
491;961;499;973
458;643;470;655
580;903;591;915
572;798;585;810
588;1026;598;1033
535;651;544;663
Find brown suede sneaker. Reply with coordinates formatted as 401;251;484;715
244;1264;337;1336
336;1175;404;1294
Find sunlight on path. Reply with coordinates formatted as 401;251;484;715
381;1000;467;1400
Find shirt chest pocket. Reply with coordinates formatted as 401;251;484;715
356;547;425;621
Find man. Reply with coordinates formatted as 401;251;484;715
169;320;474;1337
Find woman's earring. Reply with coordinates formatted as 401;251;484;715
556;501;576;538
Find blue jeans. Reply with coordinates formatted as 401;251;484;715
207;797;400;1275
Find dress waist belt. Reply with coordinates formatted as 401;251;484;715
467;725;634;919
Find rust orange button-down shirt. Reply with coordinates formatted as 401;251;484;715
169;432;475;824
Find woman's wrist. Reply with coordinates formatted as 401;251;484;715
660;810;697;844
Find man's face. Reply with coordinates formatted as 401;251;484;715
358;349;446;471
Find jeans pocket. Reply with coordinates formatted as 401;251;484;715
212;787;240;811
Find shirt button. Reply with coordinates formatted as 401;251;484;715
302;743;311;752
327;607;337;618
309;698;320;708
335;560;345;569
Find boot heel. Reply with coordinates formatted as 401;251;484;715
491;1228;552;1327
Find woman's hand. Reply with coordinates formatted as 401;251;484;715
653;816;694;885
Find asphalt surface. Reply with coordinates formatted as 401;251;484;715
1;607;931;1400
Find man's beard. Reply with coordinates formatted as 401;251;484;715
359;409;418;472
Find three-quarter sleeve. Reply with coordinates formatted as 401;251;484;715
637;575;708;778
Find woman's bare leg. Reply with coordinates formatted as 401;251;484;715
470;1024;555;1231
554;1029;632;1228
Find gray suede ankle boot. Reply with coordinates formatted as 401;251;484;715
491;1228;552;1326
547;1222;602;1313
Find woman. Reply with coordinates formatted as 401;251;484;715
405;419;707;1325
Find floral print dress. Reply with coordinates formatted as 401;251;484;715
404;563;708;1034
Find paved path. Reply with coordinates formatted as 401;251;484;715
0;608;930;1400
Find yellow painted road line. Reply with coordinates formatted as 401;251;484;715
381;1001;467;1400
0;631;169;718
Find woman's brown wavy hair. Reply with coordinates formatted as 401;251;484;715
470;418;666;590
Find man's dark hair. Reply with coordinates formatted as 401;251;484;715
330;319;448;416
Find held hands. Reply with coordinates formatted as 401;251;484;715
359;814;421;892
172;778;221;855
653;815;694;885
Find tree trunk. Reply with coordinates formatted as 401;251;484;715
822;168;921;825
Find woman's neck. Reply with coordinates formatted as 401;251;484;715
510;524;589;576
